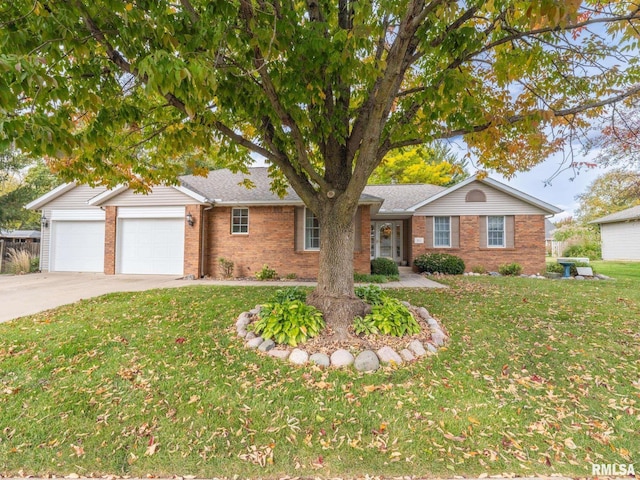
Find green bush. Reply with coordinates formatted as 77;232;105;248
498;263;523;276
253;300;325;346
255;264;278;280
363;297;420;337
354;284;385;305
562;243;602;260
471;265;487;274
353;315;380;336
354;273;399;283
413;253;465;275
30;257;40;273
218;257;234;278
370;257;399;276
269;286;307;303
546;262;564;274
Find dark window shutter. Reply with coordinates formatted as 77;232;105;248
451;216;460;248
479;216;487;248
425;216;434;248
294;207;305;251
506;215;515;248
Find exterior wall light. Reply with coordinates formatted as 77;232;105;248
186;212;195;227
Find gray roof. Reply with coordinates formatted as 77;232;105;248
591;205;640;224
363;184;446;212
0;229;41;239
180;167;381;205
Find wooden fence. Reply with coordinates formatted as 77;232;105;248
0;240;41;273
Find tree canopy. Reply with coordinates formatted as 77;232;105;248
2;0;640;330
368;143;468;186
575;168;640;223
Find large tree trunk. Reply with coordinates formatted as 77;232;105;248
306;204;368;340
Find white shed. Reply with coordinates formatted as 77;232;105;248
591;205;640;261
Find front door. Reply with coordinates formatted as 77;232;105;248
371;221;403;263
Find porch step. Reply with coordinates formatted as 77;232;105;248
398;266;413;274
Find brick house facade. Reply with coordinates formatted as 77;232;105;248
27;169;560;277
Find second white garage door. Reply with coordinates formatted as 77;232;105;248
117;214;185;275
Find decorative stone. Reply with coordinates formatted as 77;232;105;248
432;330;446;347
246;336;263;349
408;340;427;357
330;349;355;368
245;331;257;340
258;339;275;352
399;349;415;362
249;307;261;315
268;349;291;360
401;301;411;307
426;317;439;328
377;346;403;365
575;275;585;280
417;307;431;320
289;348;309;365
236;312;252;329
237;327;248;338
576;267;594;276
354;350;380;372
596;273;610;280
426;343;438;354
309;353;330;368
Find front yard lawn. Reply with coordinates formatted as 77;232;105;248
1;268;638;477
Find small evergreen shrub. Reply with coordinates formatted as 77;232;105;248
253;300;325;347
30;257;40;273
414;253;465;275
269;286;307;303
354;284;385;305
371;257;399;276
255;264;278;280
498;263;523;276
546;262;564;274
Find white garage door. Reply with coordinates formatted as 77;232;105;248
51;221;105;272
117;218;185;274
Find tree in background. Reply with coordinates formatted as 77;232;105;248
368;143;468;186
0;155;59;230
575;169;640;223
2;1;640;334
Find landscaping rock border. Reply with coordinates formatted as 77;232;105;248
235;303;449;372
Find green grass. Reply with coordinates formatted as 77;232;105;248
354;273;400;283
591;260;640;280
1;270;639;477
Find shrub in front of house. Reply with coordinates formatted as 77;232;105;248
498;262;523;276
255;264;278;280
370;257;399;276
413;253;465;275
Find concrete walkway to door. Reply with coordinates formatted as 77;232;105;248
0;269;444;324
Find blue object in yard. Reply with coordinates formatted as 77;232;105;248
558;261;574;278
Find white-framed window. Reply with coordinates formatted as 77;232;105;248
305;208;320;250
433;216;451;247
487;215;505;247
231;208;249;234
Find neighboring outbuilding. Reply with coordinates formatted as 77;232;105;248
0;229;41;243
26;168;561;277
591;205;640;261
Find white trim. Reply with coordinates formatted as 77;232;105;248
117;206;185;219
51;209;106;221
487;215;505;248
231;207;250;235
433;216;451;248
87;185;129;206
304;207;320;251
173;185;209;204
26;183;76;210
408;175;562;214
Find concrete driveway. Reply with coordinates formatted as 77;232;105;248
0;272;198;323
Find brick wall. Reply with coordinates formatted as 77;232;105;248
104;206;117;275
184;204;203;277
411;214;547;274
205;205;371;279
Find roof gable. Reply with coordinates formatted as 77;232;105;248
591;205;640;224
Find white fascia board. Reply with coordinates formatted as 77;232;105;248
25;183;76;210
173;185;210;204
87;185;129;206
407;175;562;215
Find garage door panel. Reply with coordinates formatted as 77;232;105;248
118;218;184;275
51;221;105;272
